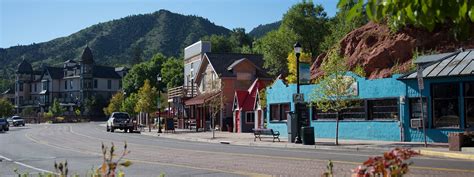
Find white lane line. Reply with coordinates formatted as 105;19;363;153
0;154;55;174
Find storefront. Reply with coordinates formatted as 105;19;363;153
265;50;474;143
399;50;474;142
266;73;405;142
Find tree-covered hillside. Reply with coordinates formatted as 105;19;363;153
0;10;230;70
248;21;281;38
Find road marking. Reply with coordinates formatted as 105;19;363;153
29;124;474;174
25;130;268;177
0;154;56;175
74;125;474;173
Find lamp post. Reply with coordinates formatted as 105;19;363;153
294;42;303;144
157;74;162;133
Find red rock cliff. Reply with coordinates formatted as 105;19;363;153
311;22;474;79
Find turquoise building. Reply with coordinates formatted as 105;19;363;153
266;50;474;143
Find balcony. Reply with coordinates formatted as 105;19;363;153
168;85;198;99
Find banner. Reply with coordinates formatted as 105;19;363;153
299;63;311;84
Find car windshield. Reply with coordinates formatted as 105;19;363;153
113;113;129;119
13;117;22;120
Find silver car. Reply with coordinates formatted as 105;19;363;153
8;116;25;127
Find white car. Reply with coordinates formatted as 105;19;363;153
106;112;133;133
8;116;25;126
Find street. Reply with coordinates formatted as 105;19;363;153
1;123;473;176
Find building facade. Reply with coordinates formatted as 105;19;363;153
14;46;127;118
265;50;474;143
184;52;271;131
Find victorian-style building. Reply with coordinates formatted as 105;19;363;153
14;46;127;118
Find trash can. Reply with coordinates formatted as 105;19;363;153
301;126;315;145
448;132;464;151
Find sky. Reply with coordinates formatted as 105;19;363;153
0;0;338;48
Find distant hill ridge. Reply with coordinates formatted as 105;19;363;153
0;9;231;70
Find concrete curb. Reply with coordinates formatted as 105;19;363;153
419;149;474;161
146;132;396;153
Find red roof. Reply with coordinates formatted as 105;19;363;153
233;79;271;112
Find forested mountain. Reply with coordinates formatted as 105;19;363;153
248;21;281;38
0;10;230;70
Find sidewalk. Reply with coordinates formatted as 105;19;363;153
139;128;474;160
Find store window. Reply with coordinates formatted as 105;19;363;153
368;99;399;120
432;83;460;128
270;103;290;121
245;112;255;123
409;98;428;120
464;82;474;128
312;100;365;120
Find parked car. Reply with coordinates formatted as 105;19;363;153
0;118;9;132
106;112;133;133
8;116;25;126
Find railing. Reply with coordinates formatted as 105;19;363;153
168;85;198;98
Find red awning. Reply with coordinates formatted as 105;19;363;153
184;91;220;106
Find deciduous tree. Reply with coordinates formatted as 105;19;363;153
310;46;356;145
339;0;474;39
161;58;184;89
0;98;14;117
104;92;125;116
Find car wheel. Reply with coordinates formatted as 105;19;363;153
5;127;8;131
106;126;110;132
111;128;115;132
22;123;25;126
129;128;134;133
124;128;128;133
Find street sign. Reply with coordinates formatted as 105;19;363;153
416;65;424;90
293;93;304;103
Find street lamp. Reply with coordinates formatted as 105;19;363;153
294;42;303;144
157;74;162;133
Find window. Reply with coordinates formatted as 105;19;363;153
119;80;122;89
270;103;290;121
94;79;98;88
432;83;460;128
69;80;73;89
246;112;255;123
64;80;67;90
465;82;474;128
409;98;427;120
107;80;112;89
19;83;23;92
30;84;32;92
201;74;206;91
34;83;37;92
42;81;49;91
19;96;24;105
368;99;399;120
312;100;365;120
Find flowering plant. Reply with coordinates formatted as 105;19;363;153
352;148;419;177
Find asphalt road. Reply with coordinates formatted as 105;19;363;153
1;122;473;176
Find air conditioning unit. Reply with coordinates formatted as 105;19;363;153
411;118;424;128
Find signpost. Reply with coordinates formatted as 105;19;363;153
416;65;428;147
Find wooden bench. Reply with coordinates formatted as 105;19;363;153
253;128;280;142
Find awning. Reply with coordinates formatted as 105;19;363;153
184;91;220;106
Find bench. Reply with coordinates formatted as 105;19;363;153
253;128;280;142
